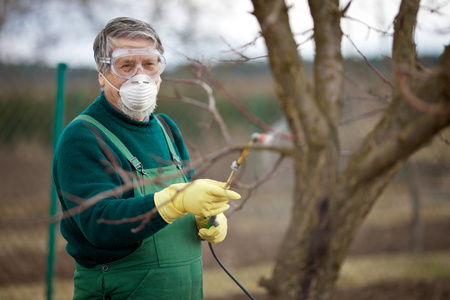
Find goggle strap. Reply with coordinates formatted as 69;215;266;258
99;57;111;64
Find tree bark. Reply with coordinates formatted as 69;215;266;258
252;0;343;299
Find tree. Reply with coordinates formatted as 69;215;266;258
246;0;450;299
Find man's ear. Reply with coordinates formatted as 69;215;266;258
156;76;162;93
98;73;105;87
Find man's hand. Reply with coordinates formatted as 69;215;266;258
154;179;240;223
196;213;228;244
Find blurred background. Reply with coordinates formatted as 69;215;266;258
0;0;449;299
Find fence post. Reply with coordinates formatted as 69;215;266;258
46;62;67;300
405;161;422;254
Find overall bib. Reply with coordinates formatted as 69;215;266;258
71;115;202;300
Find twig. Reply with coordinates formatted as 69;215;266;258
344;73;391;106
97;207;159;233
342;16;393;36
228;154;292;217
344;34;394;88
340;108;386;126
162;77;233;146
214;35;268;64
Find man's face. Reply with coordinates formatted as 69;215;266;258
98;37;162;111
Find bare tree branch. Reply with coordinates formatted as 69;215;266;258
228;153;290;217
213;35;268;64
340;108;386;126
397;67;450;115
344;34;395;88
97;207;159;233
162;77;233;145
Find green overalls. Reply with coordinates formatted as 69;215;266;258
71;115;203;300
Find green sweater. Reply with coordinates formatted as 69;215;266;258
53;92;193;268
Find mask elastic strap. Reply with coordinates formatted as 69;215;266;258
99;73;120;92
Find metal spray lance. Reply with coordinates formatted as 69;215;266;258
207;132;271;228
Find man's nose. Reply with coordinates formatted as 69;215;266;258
135;65;145;75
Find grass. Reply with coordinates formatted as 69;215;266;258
337;252;450;288
1;251;449;299
201;252;450;298
0;279;73;300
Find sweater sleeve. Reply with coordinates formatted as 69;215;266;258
53;121;168;249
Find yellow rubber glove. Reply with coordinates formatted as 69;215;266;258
195;213;228;244
154;179;240;223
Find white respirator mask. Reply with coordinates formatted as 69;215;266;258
101;73;159;113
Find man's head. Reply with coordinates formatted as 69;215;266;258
94;17;165;121
94;17;164;75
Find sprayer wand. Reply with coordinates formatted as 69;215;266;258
206;133;268;300
208;133;266;228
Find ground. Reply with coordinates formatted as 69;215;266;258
218;279;450;300
207;220;450;300
0;145;449;299
2;219;448;299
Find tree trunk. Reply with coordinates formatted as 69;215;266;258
252;0;450;299
253;0;343;299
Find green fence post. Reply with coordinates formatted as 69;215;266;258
46;62;67;300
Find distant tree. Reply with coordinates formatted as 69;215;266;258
0;0;234;63
247;0;450;299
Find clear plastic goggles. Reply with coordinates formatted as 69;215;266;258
99;47;166;79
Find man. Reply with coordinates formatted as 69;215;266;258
53;17;240;299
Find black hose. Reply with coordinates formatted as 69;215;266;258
208;242;256;300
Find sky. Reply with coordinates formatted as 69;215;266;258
1;0;449;69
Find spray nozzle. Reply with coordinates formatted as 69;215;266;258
251;132;273;144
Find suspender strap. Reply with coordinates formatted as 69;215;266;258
73;114;183;173
154;116;183;170
74;115;147;175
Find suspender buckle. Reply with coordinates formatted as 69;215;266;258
171;152;183;170
129;157;147;175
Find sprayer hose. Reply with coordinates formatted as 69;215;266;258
208;242;256;300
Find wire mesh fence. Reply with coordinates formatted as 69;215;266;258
0;60;449;300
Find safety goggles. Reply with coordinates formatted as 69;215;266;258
99;47;166;79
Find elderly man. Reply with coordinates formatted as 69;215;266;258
53;17;240;299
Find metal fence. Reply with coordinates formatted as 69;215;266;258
0;61;449;300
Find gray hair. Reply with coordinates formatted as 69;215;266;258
93;17;164;74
